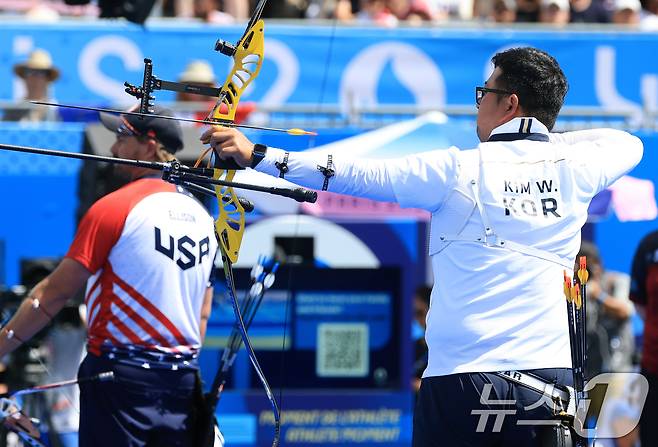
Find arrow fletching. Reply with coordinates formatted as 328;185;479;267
577;256;589;285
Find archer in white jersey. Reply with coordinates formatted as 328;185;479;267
203;47;644;447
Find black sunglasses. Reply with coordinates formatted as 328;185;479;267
475;86;514;106
23;68;50;77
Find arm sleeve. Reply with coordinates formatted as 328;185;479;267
65;196;128;274
550;129;644;194
256;147;460;212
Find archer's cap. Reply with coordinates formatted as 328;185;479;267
14;49;60;81
100;105;184;153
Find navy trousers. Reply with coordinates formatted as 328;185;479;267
78;353;199;447
413;368;573;447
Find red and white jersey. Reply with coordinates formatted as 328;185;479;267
66;178;218;357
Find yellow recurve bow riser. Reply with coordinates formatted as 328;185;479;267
212;19;265;264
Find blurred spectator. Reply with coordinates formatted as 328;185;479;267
161;0;192;17
629;230;658;447
386;0;410;20
642;0;658;12
176;60;256;125
577;241;635;377
612;0;641;23
221;0;249;19
176;59;220;125
332;0;355;19
569;0;612;23
25;3;60;21
427;0;473;20
539;0;571;24
412;285;431;393
263;0;309;17
640;0;658;27
0;0;97;17
492;0;517;22
356;0;398;26
515;0;541;21
306;0;339;18
472;0;492;18
387;0;433;22
193;0;235;23
177;60;217;104
3;49;60;122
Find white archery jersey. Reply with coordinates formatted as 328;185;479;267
257;117;644;376
67;179;218;357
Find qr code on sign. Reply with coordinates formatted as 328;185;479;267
316;323;369;377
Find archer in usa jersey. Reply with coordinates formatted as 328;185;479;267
66;178;218;356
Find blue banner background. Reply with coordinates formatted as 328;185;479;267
1;22;657;113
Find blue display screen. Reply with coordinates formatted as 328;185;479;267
206;266;402;389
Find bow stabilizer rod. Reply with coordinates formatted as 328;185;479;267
0;143;317;203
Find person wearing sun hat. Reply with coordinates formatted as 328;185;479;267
613;0;642;23
13;49;60;83
539;0;570;25
4;49;61;122
176;60;217;103
176;59;256;125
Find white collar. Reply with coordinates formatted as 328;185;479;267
489;117;549;138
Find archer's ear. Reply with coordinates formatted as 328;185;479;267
145;139;159;159
504;94;525;120
508;93;520;112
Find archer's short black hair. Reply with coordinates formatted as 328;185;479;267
491;47;568;130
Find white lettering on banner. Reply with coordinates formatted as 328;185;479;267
78;36;143;104
595;46;642;123
339;42;444;110
12;36;34;55
642;74;658;115
259;39;299;106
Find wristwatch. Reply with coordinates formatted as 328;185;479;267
250;143;267;168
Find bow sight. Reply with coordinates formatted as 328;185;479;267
124;58;223;117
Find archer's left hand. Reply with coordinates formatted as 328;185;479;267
200;126;255;168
